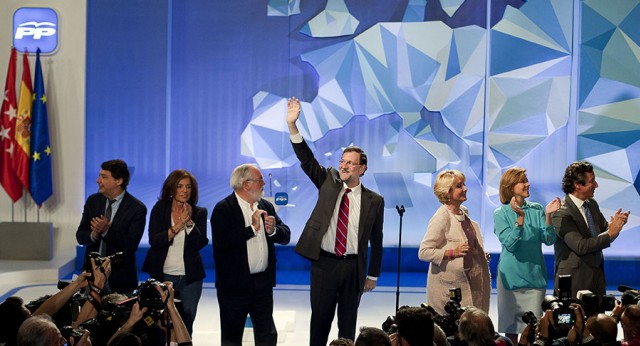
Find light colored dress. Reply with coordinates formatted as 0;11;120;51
418;205;491;315
494;200;556;333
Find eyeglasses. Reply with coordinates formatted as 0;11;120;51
246;178;265;185
338;160;361;167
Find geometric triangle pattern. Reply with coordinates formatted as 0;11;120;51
236;0;640;251
578;0;640;238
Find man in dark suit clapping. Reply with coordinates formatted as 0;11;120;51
286;97;385;346
75;159;147;294
552;161;630;298
211;163;291;346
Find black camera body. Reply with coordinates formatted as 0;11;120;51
543;275;577;326
88;251;124;268
620;286;640;306
420;288;466;337
137;279;168;310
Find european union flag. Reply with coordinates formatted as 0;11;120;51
29;49;53;206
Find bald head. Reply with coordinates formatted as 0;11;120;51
586;313;618;344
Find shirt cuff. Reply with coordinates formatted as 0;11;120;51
366;276;378;281
290;132;303;143
267;228;277;237
185;223;194;235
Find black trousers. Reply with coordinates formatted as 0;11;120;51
216;271;278;346
309;252;362;346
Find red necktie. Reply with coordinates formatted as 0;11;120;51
335;188;351;256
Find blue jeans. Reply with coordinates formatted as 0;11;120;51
163;274;203;335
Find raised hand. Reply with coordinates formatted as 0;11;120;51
510;196;525;217
545;197;561;215
287;97;301;125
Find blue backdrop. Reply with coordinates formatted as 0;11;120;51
85;0;640;260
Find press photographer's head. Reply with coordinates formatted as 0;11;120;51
393;306;434;346
458;307;495;346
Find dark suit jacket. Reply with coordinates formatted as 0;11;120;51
210;193;291;294
292;139;384;292
76;192;147;293
552;195;611;297
141;200;209;285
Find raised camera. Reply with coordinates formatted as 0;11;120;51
137;279;168;310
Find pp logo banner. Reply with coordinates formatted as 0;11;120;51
13;8;59;54
274;192;289;206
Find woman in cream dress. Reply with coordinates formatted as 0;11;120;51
418;169;491;315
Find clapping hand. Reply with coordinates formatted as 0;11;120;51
545;197;561;215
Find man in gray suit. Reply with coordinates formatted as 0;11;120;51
287;97;385;346
552;161;630;298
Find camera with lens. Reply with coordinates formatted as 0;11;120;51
420;288;465;337
87;251;124;269
522;311;537;327
522;311;538;343
137;278;168;310
443;288;465;320
542;275;577;326
60;318;102;343
382;314;398;335
619;285;640;306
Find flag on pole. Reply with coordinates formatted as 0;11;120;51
29;49;52;206
0;47;23;202
14;51;32;190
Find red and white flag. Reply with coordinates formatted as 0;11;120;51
0;47;24;202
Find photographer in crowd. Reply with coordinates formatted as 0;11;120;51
389;306;434;346
458;306;511;346
17;314;91;346
0;257;109;346
518;303;603;346
621;304;640;346
106;280;191;346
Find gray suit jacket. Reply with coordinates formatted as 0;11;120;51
552;195;611;297
292;139;384;292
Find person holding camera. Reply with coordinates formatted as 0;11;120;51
76;159;147;294
142;169;209;336
106;281;192;346
418;169;491;315
552;161;630;298
494;167;561;345
17;314;91;346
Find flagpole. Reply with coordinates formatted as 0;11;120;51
23;193;27;222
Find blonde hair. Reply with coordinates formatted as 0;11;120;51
499;167;527;204
433;170;465;204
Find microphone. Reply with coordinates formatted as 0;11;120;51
395;205;405;216
268;173;273;197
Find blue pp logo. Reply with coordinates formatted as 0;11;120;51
274;192;289;205
13;8;59;54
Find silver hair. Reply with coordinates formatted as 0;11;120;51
230;164;258;190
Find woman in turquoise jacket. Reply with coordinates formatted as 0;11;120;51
494;167;560;345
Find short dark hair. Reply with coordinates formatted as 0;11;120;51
395;306;434;346
0;297;29;346
561;161;593;194
355;326;391;346
160;169;199;205
343;146;367;166
330;337;355;346
101;159;131;190
343;146;368;176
